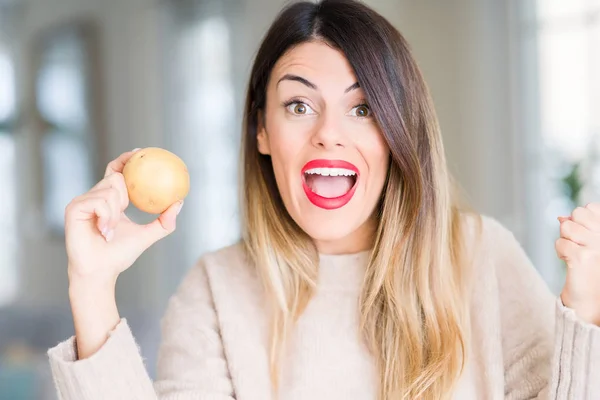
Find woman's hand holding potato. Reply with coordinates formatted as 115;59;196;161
65;148;189;359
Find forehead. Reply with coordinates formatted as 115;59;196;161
271;41;358;88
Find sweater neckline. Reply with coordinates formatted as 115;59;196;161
316;250;371;291
318;249;371;265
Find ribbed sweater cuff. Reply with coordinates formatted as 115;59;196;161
47;318;156;400
552;299;600;399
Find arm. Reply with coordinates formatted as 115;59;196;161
47;260;235;400
487;219;600;399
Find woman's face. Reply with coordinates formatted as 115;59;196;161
257;41;390;254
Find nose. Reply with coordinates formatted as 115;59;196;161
310;113;345;150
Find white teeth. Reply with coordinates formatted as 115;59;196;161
304;168;356;177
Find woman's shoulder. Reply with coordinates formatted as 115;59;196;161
166;241;260;311
459;212;554;301
179;240;259;293
199;240;250;268
460;212;522;256
458;212;534;287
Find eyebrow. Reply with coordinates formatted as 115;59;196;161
344;82;360;93
276;74;360;94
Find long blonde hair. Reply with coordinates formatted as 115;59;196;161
241;1;474;398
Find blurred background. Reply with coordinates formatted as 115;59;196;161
0;0;598;398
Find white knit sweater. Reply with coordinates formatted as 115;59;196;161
47;216;600;399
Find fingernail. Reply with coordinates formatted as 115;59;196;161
176;201;184;215
105;230;114;242
132;148;141;152
100;225;108;237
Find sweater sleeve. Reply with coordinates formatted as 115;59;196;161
47;261;235;400
487;218;600;400
47;318;157;399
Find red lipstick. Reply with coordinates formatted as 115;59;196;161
301;159;359;210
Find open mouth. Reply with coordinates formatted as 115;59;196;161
301;159;359;210
304;167;358;197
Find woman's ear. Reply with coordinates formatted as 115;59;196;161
256;111;271;155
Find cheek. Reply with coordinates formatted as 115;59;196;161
264;114;311;185
359;129;390;187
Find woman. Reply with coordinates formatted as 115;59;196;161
48;1;600;399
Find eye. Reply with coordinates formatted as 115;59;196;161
285;101;316;115
350;104;371;118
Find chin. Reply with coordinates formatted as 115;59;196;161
287;199;375;254
298;214;361;243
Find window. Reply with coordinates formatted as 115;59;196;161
35;25;97;234
0;43;18;306
161;2;242;285
518;0;600;292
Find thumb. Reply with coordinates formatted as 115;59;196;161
136;201;183;250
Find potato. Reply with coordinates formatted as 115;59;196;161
122;147;190;214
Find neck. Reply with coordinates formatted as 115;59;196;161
314;217;376;255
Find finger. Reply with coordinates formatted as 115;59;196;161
82;189;122;235
65;197;112;240
570;206;600;232
104;148;141;178
585;202;600;217
76;190;121;240
555;237;581;263
90;173;129;211
559;219;593;246
558;216;571;223
135;200;183;250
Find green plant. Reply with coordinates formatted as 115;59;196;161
561;161;583;206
